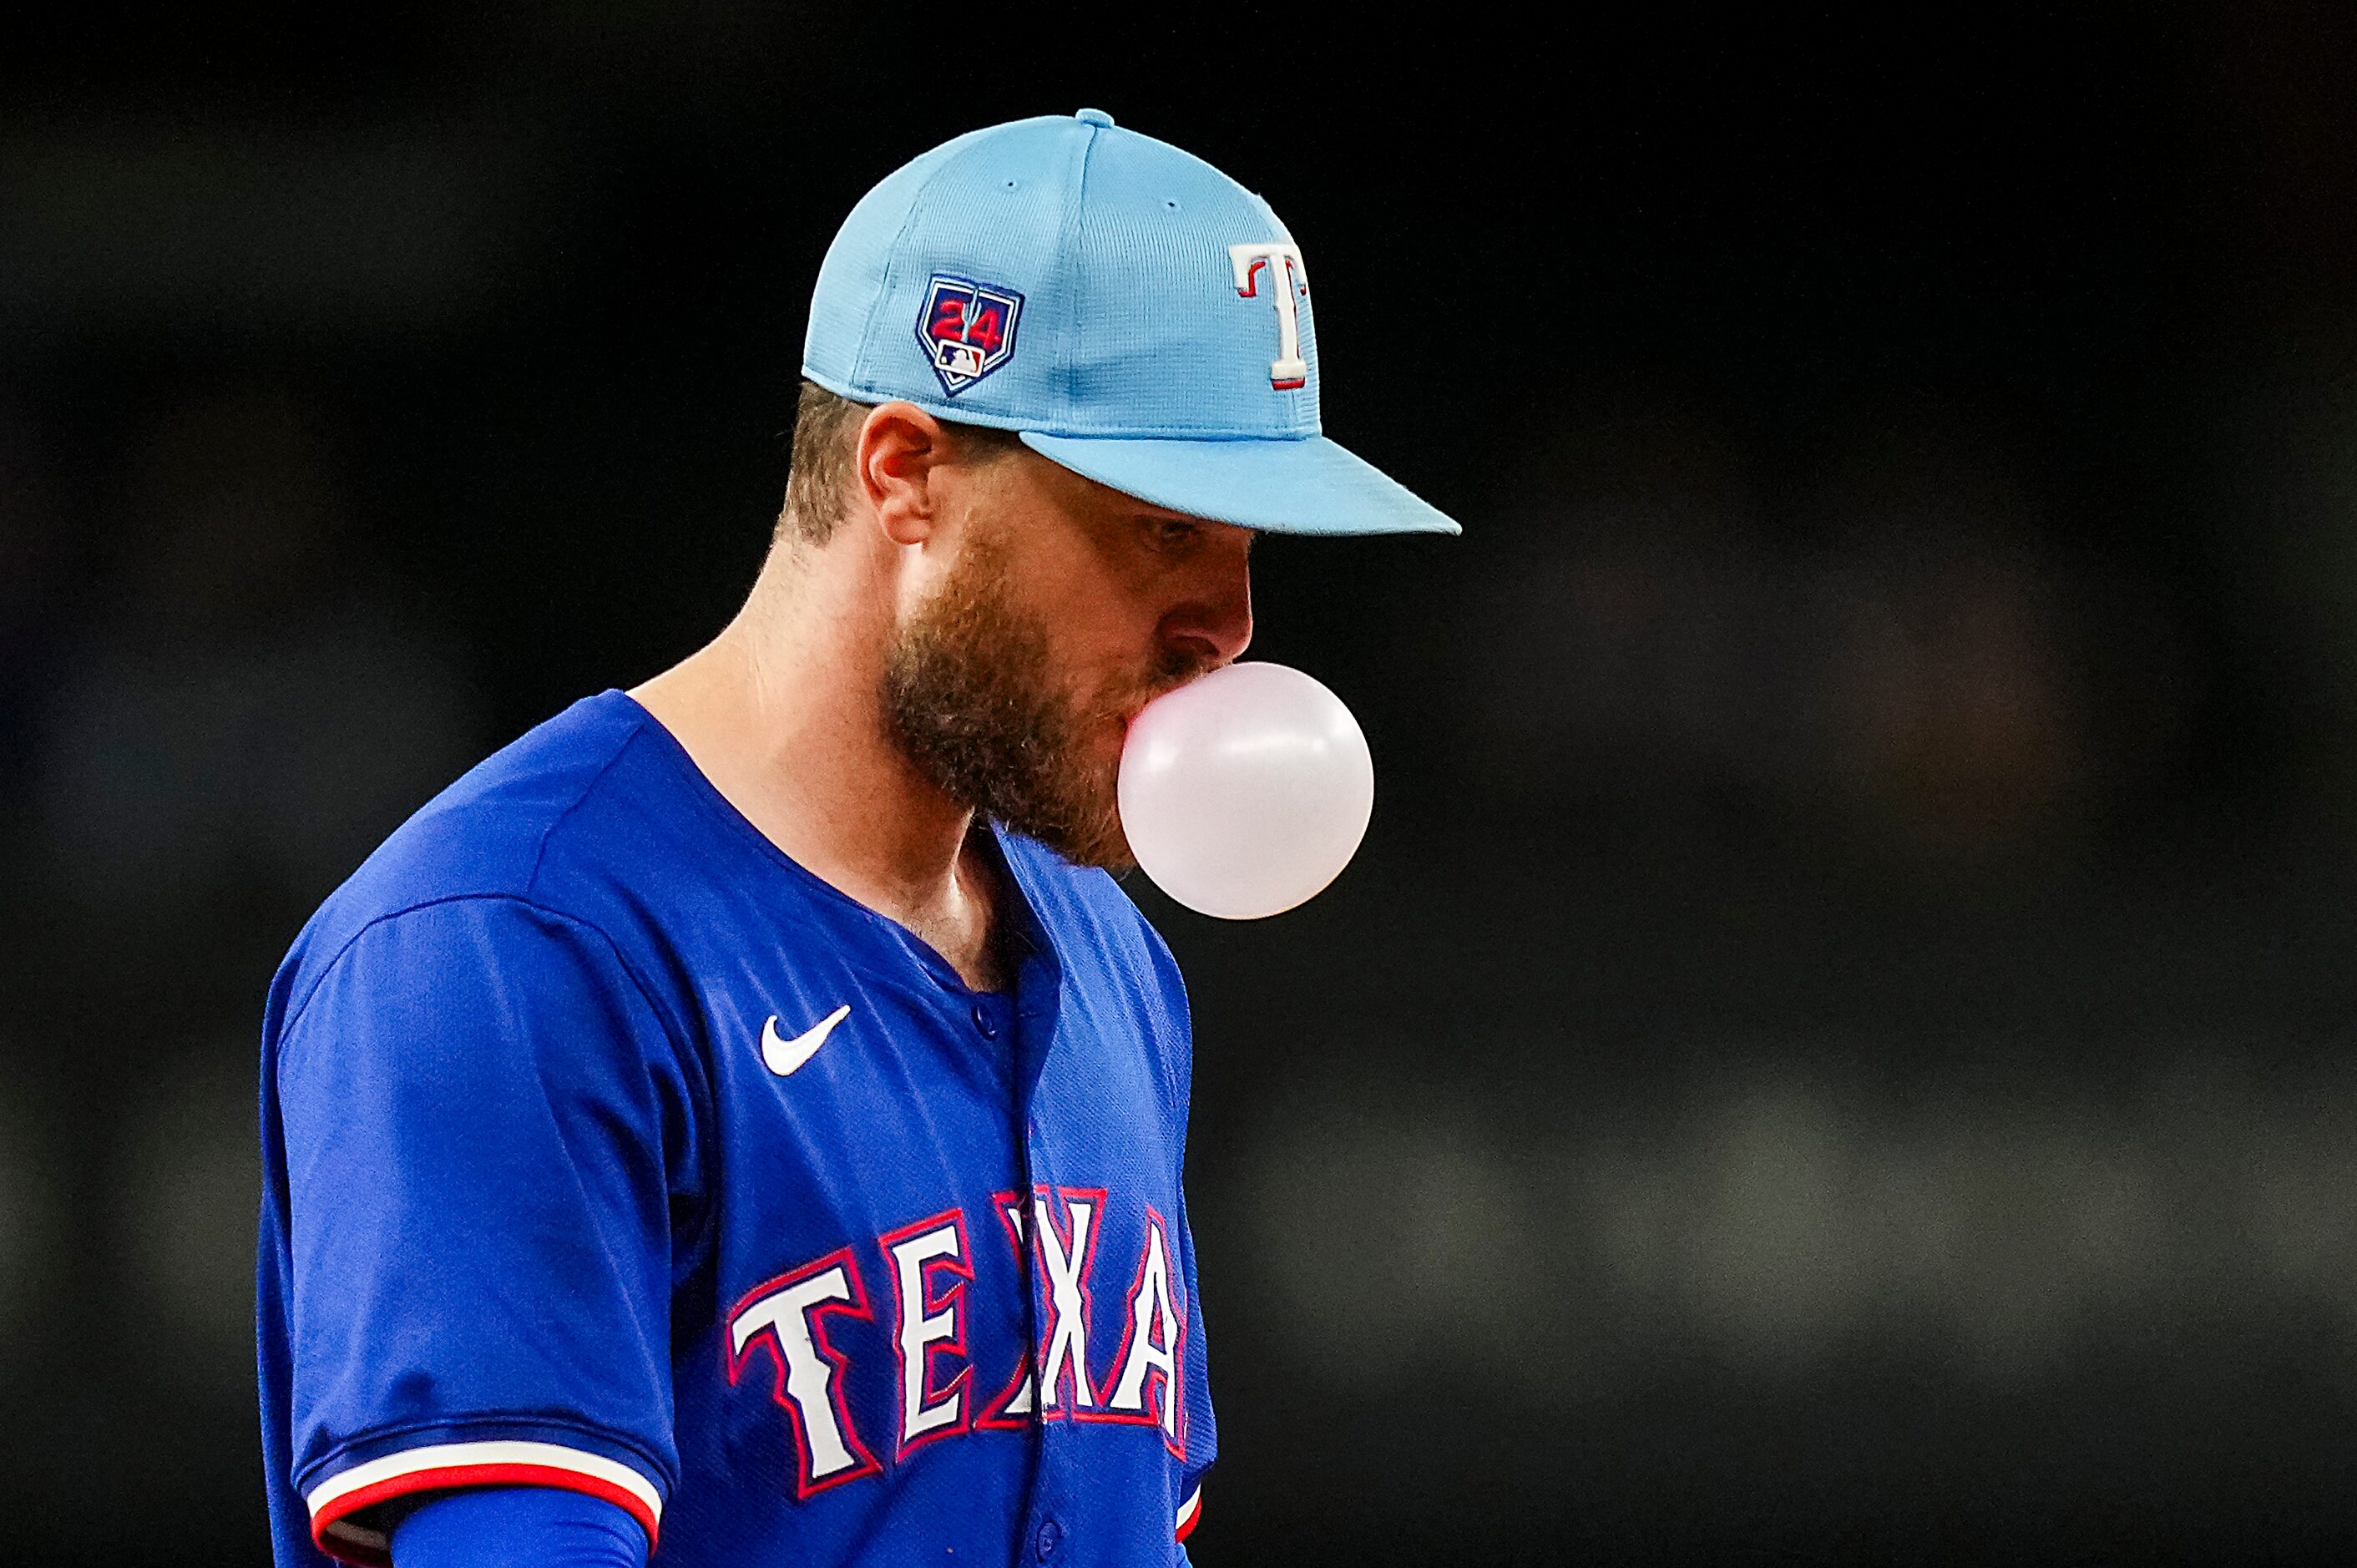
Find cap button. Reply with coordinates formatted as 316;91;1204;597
1075;108;1115;129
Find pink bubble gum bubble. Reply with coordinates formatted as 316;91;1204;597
1117;662;1375;920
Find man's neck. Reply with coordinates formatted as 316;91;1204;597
630;550;1009;991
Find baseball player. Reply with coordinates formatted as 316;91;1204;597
257;109;1459;1568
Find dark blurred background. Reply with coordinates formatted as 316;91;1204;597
7;4;2357;1563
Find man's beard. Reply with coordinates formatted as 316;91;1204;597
882;528;1206;871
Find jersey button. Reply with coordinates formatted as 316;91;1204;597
1034;1519;1064;1558
972;1001;999;1039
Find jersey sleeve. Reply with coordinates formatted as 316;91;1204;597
390;1487;650;1568
273;896;697;1565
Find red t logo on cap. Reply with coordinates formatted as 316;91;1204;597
1228;242;1310;391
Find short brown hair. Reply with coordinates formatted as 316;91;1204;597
778;379;1023;547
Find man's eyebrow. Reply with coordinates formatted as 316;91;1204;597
1136;511;1256;551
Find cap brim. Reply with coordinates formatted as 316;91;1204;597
1017;432;1461;538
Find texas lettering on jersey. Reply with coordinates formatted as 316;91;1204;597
727;1188;1187;1499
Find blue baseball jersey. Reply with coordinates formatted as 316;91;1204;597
257;690;1215;1566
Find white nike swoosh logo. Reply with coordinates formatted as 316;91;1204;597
761;1004;852;1076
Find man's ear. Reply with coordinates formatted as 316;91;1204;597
857;402;953;547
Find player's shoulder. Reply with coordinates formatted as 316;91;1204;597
281;690;662;975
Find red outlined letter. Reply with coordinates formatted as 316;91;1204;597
1033;1187;1105;1415
725;1249;883;1498
1093;1206;1187;1457
878;1210;974;1456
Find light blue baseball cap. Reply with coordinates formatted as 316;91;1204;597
802;109;1460;539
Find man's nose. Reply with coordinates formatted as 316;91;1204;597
1161;560;1254;670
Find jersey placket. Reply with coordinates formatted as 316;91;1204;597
1004;858;1077;1566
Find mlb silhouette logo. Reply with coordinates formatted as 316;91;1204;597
916;274;1024;396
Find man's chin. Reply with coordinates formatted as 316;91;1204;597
1081;840;1140;877
1041;757;1131;872
997;800;1134;873
1040;822;1136;874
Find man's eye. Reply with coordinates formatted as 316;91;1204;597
1154;520;1201;549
